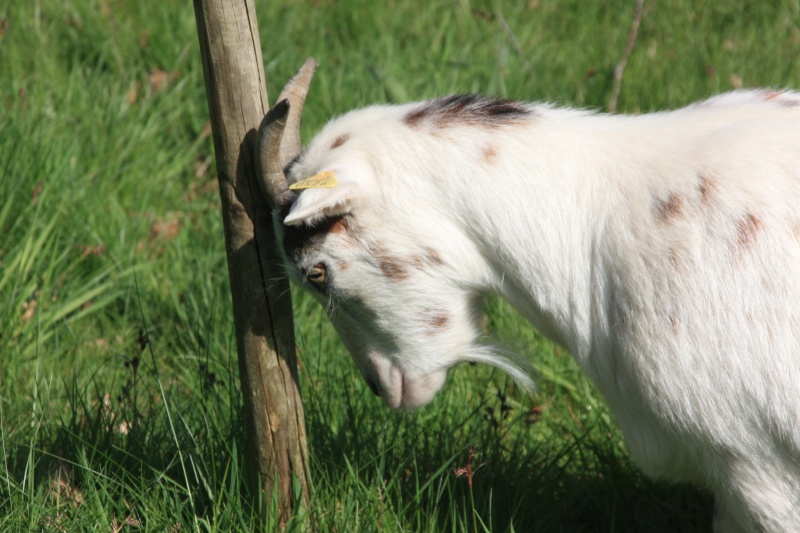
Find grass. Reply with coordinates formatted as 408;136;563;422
1;0;798;530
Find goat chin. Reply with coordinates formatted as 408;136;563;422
369;363;448;410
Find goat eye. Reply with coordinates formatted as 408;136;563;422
306;263;328;285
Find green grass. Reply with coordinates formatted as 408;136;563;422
2;0;798;530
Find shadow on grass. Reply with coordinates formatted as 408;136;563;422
304;365;714;533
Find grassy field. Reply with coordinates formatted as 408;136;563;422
2;0;799;530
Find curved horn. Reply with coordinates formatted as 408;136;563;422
257;98;292;208
256;57;317;209
276;57;317;168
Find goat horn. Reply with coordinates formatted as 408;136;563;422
257;98;292;208
275;57;317;169
257;57;317;208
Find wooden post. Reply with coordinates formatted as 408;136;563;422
193;0;310;526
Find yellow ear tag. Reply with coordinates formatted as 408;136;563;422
289;170;338;190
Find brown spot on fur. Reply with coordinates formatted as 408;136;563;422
654;193;683;222
417;309;450;335
731;213;763;260
427;313;448;329
337;261;349;271
764;91;785;100
482;144;498;163
378;256;410;281
403;95;531;129
330;134;349;149
370;243;443;281
698;173;717;207
793;223;800;242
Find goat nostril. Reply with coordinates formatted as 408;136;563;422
365;377;380;397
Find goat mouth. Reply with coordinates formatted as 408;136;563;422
371;365;447;411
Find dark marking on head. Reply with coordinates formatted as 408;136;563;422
417;309;450;335
372;245;444;282
337;261;349;271
698;173;717;207
654;193;683;222
731;212;763;261
330;134;350;150
282;215;354;261
403;95;532;129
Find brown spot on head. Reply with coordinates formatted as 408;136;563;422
793;223;800;242
653;193;683;222
698;172;717;207
403;94;532;129
377;247;445;281
370;243;444;282
330;134;349;150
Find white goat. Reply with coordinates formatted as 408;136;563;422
258;63;800;532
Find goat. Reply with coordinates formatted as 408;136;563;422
258;60;800;532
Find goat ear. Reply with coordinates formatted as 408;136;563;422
283;169;368;226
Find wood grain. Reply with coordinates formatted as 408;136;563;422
193;0;310;526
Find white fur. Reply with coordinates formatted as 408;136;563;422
278;89;800;531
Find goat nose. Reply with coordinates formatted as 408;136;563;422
365;376;380;397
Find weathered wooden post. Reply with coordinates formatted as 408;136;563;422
193;0;311;526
